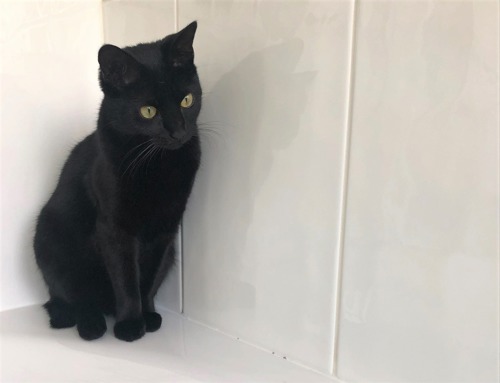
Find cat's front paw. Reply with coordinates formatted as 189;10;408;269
143;312;162;332
76;309;107;341
114;318;145;342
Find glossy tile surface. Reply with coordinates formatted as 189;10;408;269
0;0;103;310
102;0;175;47
337;1;499;382
102;0;182;313
0;305;339;383
179;0;353;373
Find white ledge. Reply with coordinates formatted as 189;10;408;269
0;305;339;382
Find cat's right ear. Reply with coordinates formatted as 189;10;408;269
98;45;142;92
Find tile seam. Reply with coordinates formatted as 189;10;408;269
331;0;359;377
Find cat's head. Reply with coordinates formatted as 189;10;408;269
97;21;201;150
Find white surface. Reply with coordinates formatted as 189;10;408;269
102;0;175;48
179;0;353;374
0;0;104;311
0;305;339;383
101;0;182;314
337;1;500;382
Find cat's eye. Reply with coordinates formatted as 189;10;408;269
180;93;194;108
140;106;157;119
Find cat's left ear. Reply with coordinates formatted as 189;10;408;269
168;21;197;67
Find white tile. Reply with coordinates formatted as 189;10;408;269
0;305;340;383
179;0;353;373
155;232;183;313
338;1;499;382
102;0;175;47
0;0;103;310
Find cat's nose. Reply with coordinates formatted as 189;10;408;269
164;113;185;140
169;128;185;140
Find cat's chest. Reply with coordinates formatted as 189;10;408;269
119;161;197;235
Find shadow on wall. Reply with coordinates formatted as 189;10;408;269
188;38;316;311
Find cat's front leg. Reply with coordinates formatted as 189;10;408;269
96;218;145;342
140;239;176;332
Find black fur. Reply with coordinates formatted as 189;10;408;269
34;22;201;342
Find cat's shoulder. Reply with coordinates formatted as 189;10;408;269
60;132;99;177
68;132;98;159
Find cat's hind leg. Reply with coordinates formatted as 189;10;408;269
44;297;76;329
44;296;107;342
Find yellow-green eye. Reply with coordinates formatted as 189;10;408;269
140;106;157;119
180;93;194;108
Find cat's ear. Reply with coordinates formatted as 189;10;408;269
98;44;142;91
168;21;197;67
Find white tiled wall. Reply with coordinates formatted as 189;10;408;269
337;1;499;382
179;0;353;373
0;0;104;310
1;1;498;382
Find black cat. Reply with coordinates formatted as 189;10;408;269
34;22;201;342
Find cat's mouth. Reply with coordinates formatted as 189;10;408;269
154;135;191;150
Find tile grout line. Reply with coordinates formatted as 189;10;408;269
174;0;179;32
174;0;183;315
331;0;359;377
178;224;184;314
496;0;500;372
99;0;106;43
177;310;346;382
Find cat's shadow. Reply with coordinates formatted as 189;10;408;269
185;38;316;311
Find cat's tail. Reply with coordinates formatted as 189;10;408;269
43;298;76;329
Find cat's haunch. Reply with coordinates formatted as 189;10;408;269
34;21;201;342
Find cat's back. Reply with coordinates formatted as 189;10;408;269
42;132;98;216
60;132;98;181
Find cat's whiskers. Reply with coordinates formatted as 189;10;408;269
129;143;158;178
197;124;228;147
198;126;223;136
119;139;154;174
122;142;155;179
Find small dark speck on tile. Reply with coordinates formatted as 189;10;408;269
283;356;287;360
